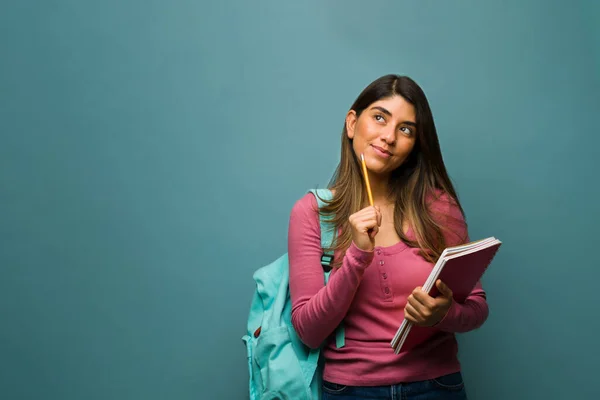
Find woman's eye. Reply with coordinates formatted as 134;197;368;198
374;114;385;122
400;126;413;135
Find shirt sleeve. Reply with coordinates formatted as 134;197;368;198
429;192;490;333
288;193;373;349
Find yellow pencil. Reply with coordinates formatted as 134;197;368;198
360;153;374;207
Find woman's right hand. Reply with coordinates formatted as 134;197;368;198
348;206;382;252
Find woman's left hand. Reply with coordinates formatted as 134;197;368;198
404;279;453;327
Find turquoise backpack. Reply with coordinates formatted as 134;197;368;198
242;189;345;400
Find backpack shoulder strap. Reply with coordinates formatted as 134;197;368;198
307;188;345;349
308;188;335;270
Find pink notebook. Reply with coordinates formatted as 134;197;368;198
390;237;502;353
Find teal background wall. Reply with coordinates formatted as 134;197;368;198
1;1;598;399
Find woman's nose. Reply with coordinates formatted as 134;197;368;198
380;127;396;145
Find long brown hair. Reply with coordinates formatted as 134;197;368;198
318;74;467;265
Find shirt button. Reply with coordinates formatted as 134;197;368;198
379;260;384;266
376;250;381;255
384;287;390;294
382;273;387;279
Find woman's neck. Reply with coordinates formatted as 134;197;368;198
368;173;393;206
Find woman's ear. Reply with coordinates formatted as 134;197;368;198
346;110;357;139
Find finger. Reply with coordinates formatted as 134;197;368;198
357;218;379;233
404;307;418;324
412;288;437;309
357;223;378;235
355;216;379;228
355;208;378;221
356;205;377;213
407;294;431;319
404;303;422;323
436;280;453;298
368;225;379;239
353;214;377;224
349;207;377;222
376;207;382;226
365;206;380;216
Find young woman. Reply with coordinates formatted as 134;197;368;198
288;75;488;399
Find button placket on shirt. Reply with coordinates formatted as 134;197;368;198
376;248;393;301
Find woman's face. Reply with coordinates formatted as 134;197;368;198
346;95;417;177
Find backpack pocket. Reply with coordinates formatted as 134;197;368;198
242;333;262;400
254;326;312;400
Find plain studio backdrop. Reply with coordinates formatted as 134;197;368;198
1;1;599;399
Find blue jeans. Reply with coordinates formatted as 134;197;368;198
321;371;467;400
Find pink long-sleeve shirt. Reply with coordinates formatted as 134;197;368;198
288;192;489;386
